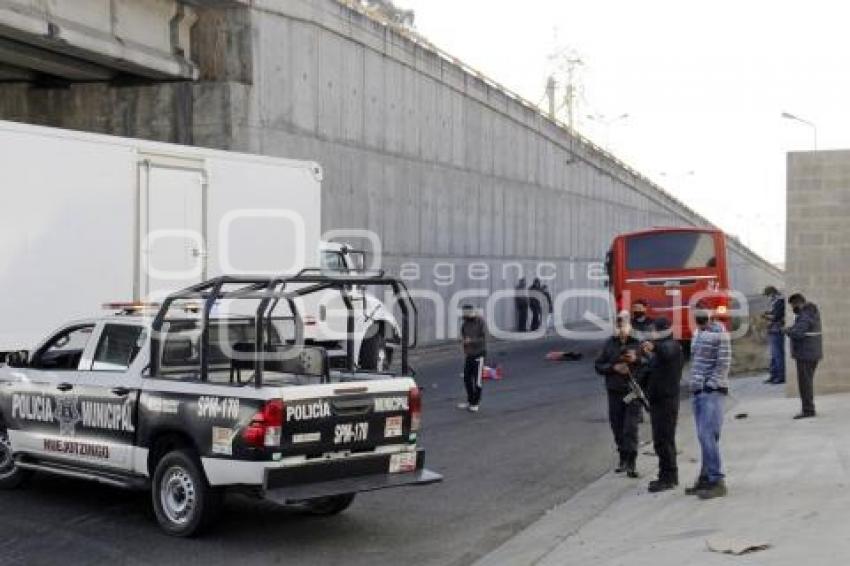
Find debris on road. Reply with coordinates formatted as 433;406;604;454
735;413;749;419
483;365;504;381
545;351;583;361
706;535;771;556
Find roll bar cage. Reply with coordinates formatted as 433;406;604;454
149;271;418;388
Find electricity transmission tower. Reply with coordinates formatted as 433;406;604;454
545;45;584;131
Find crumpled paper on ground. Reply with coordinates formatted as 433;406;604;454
706;535;771;555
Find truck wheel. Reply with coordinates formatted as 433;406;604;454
359;330;390;371
152;450;221;537
0;428;31;489
302;493;356;516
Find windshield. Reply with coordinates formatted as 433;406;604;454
626;232;717;271
321;251;348;273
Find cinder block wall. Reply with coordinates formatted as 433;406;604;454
786;151;849;393
0;0;783;344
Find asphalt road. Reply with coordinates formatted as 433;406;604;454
0;336;640;566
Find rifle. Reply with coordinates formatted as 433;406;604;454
618;347;651;411
623;366;651;411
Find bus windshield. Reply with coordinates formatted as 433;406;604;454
626;232;717;271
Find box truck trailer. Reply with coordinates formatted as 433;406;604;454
0;120;400;369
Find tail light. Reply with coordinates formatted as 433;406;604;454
409;386;422;432
243;399;284;448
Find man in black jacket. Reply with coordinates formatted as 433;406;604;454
595;312;645;478
514;278;528;332
459;305;487;413
529;278;543;331
784;293;823;419
641;317;684;492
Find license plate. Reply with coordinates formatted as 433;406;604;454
333;422;369;445
389;452;417;474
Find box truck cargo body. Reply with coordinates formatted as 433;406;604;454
0;120;325;351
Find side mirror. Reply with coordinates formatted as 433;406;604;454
6;350;29;368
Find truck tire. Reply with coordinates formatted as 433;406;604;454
152;449;221;537
359;329;390;371
302;493;356;516
0;427;31;489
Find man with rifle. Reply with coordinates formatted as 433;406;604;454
595;311;649;478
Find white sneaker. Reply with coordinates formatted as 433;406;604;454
457;402;469;410
468;405;480;413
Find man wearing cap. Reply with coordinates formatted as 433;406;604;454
687;309;731;499
761;286;786;384
641;317;684;492
459;305;487;413
595;311;645;478
784;293;823;419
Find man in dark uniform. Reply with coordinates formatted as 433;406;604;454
529;278;543;331
595;312;645;478
641;317;684;492
784;293;823;419
514;278;528;332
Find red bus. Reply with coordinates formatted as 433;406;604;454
605;227;730;341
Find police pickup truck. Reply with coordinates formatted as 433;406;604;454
0;273;441;536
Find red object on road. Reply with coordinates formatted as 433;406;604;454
483;365;504;381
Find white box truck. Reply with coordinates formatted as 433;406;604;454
0;120;400;370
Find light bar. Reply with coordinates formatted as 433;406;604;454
102;301;161;314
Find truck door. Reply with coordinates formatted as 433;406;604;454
69;322;146;472
138;156;207;301
5;324;97;462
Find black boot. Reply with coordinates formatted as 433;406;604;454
615;456;627;474
648;475;678;493
626;455;639;479
648;479;674;493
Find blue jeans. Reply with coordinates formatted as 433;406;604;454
768;331;786;382
693;392;725;483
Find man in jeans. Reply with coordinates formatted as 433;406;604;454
761;286;786;384
459;305;486;413
687;309;731;500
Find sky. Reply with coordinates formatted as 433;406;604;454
393;0;850;265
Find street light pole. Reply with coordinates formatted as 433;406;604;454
781;111;818;150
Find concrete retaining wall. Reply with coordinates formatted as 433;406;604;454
786;151;848;393
0;0;782;343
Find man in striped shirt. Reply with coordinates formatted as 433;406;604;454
687;309;731;500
